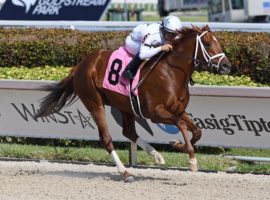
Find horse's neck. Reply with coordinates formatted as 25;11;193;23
155;57;190;92
165;52;193;77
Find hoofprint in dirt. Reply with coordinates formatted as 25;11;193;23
0;161;269;200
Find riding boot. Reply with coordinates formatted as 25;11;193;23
122;54;143;79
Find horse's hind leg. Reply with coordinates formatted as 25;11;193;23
79;97;134;182
95;107;135;182
122;112;165;165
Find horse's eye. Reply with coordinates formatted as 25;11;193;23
204;44;211;49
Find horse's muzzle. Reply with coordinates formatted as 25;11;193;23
218;62;232;75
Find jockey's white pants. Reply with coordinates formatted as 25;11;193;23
125;35;140;57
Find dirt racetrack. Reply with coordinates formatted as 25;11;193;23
0;160;269;200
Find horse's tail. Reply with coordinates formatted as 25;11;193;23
34;72;77;119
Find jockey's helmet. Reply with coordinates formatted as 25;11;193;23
161;15;182;42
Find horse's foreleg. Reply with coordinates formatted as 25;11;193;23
122;112;165;165
177;119;198;172
90;107;134;182
171;112;202;150
182;112;202;145
152;104;198;171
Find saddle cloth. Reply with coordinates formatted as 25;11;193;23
103;46;140;96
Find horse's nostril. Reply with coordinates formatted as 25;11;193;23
226;62;232;68
219;64;231;75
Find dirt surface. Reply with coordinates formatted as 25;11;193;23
0;161;269;200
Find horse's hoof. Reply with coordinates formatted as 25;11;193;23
170;140;181;147
170;140;186;152
123;171;135;183
188;158;198;172
124;175;135;183
154;151;166;165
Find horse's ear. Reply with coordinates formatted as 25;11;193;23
203;25;212;32
191;24;201;33
191;24;197;31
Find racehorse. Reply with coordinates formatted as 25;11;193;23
34;25;231;182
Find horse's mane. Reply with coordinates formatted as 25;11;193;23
177;25;212;40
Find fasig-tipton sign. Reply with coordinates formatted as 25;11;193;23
0;80;270;149
0;0;111;20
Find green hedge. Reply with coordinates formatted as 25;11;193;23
217;31;270;84
0;28;128;67
0;28;269;84
1;66;266;86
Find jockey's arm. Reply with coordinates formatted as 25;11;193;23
139;33;163;59
139;44;162;60
139;34;172;60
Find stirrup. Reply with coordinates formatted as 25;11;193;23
123;69;135;79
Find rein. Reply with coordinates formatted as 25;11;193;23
169;50;205;70
165;55;196;86
168;50;208;73
131;52;165;92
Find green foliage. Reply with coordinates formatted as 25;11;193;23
0;28;269;84
1;66;268;87
0;66;70;80
0;28;128;67
192;71;267;87
215;31;270;84
1;66;269;87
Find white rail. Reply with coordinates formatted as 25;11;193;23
225;156;270;163
0;20;270;32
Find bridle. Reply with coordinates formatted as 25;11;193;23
170;30;226;71
194;31;226;70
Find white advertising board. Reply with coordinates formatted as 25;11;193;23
0;80;270;148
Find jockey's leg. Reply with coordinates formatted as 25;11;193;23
122;112;165;165
89;106;134;182
122;53;143;79
177;119;198;172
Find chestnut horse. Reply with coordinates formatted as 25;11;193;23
35;25;231;182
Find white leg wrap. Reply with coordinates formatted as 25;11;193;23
189;157;198;172
136;138;165;165
111;150;126;174
136;137;154;154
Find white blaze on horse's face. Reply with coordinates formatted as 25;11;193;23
194;31;230;74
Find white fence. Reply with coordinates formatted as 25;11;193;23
1;21;270;32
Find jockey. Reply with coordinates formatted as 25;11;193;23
122;15;182;79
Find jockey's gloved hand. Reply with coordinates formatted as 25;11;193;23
161;44;173;52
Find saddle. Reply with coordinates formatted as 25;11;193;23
102;46;145;118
